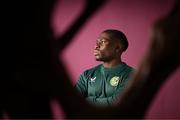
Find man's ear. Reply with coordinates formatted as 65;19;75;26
116;44;122;53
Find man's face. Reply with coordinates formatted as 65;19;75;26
94;32;119;62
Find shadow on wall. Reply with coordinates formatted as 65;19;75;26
1;0;180;119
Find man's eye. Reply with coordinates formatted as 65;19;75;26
101;40;106;44
96;39;106;45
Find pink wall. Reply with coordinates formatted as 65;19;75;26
52;0;180;118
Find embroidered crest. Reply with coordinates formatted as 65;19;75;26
110;76;120;86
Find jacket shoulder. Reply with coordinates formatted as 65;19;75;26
83;64;102;76
124;64;134;73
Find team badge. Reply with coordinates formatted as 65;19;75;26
110;76;120;86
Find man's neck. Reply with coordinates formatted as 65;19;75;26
103;59;122;68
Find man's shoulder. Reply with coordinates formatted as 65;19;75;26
82;64;102;76
122;63;135;79
124;63;134;72
119;63;135;77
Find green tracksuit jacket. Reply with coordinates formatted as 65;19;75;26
75;62;134;107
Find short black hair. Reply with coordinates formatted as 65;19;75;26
103;29;128;52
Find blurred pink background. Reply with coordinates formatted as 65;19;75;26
51;0;180;119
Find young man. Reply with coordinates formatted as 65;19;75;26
75;29;134;107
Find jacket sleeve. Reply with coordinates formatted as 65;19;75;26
75;73;88;97
100;68;135;106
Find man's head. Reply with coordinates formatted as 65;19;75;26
94;29;128;62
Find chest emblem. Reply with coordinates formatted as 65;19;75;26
90;77;96;82
110;76;120;86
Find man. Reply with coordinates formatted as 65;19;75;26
75;29;134;107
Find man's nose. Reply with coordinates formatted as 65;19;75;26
94;43;100;49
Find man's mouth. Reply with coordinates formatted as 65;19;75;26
93;50;99;56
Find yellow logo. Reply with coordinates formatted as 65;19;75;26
110;76;120;86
